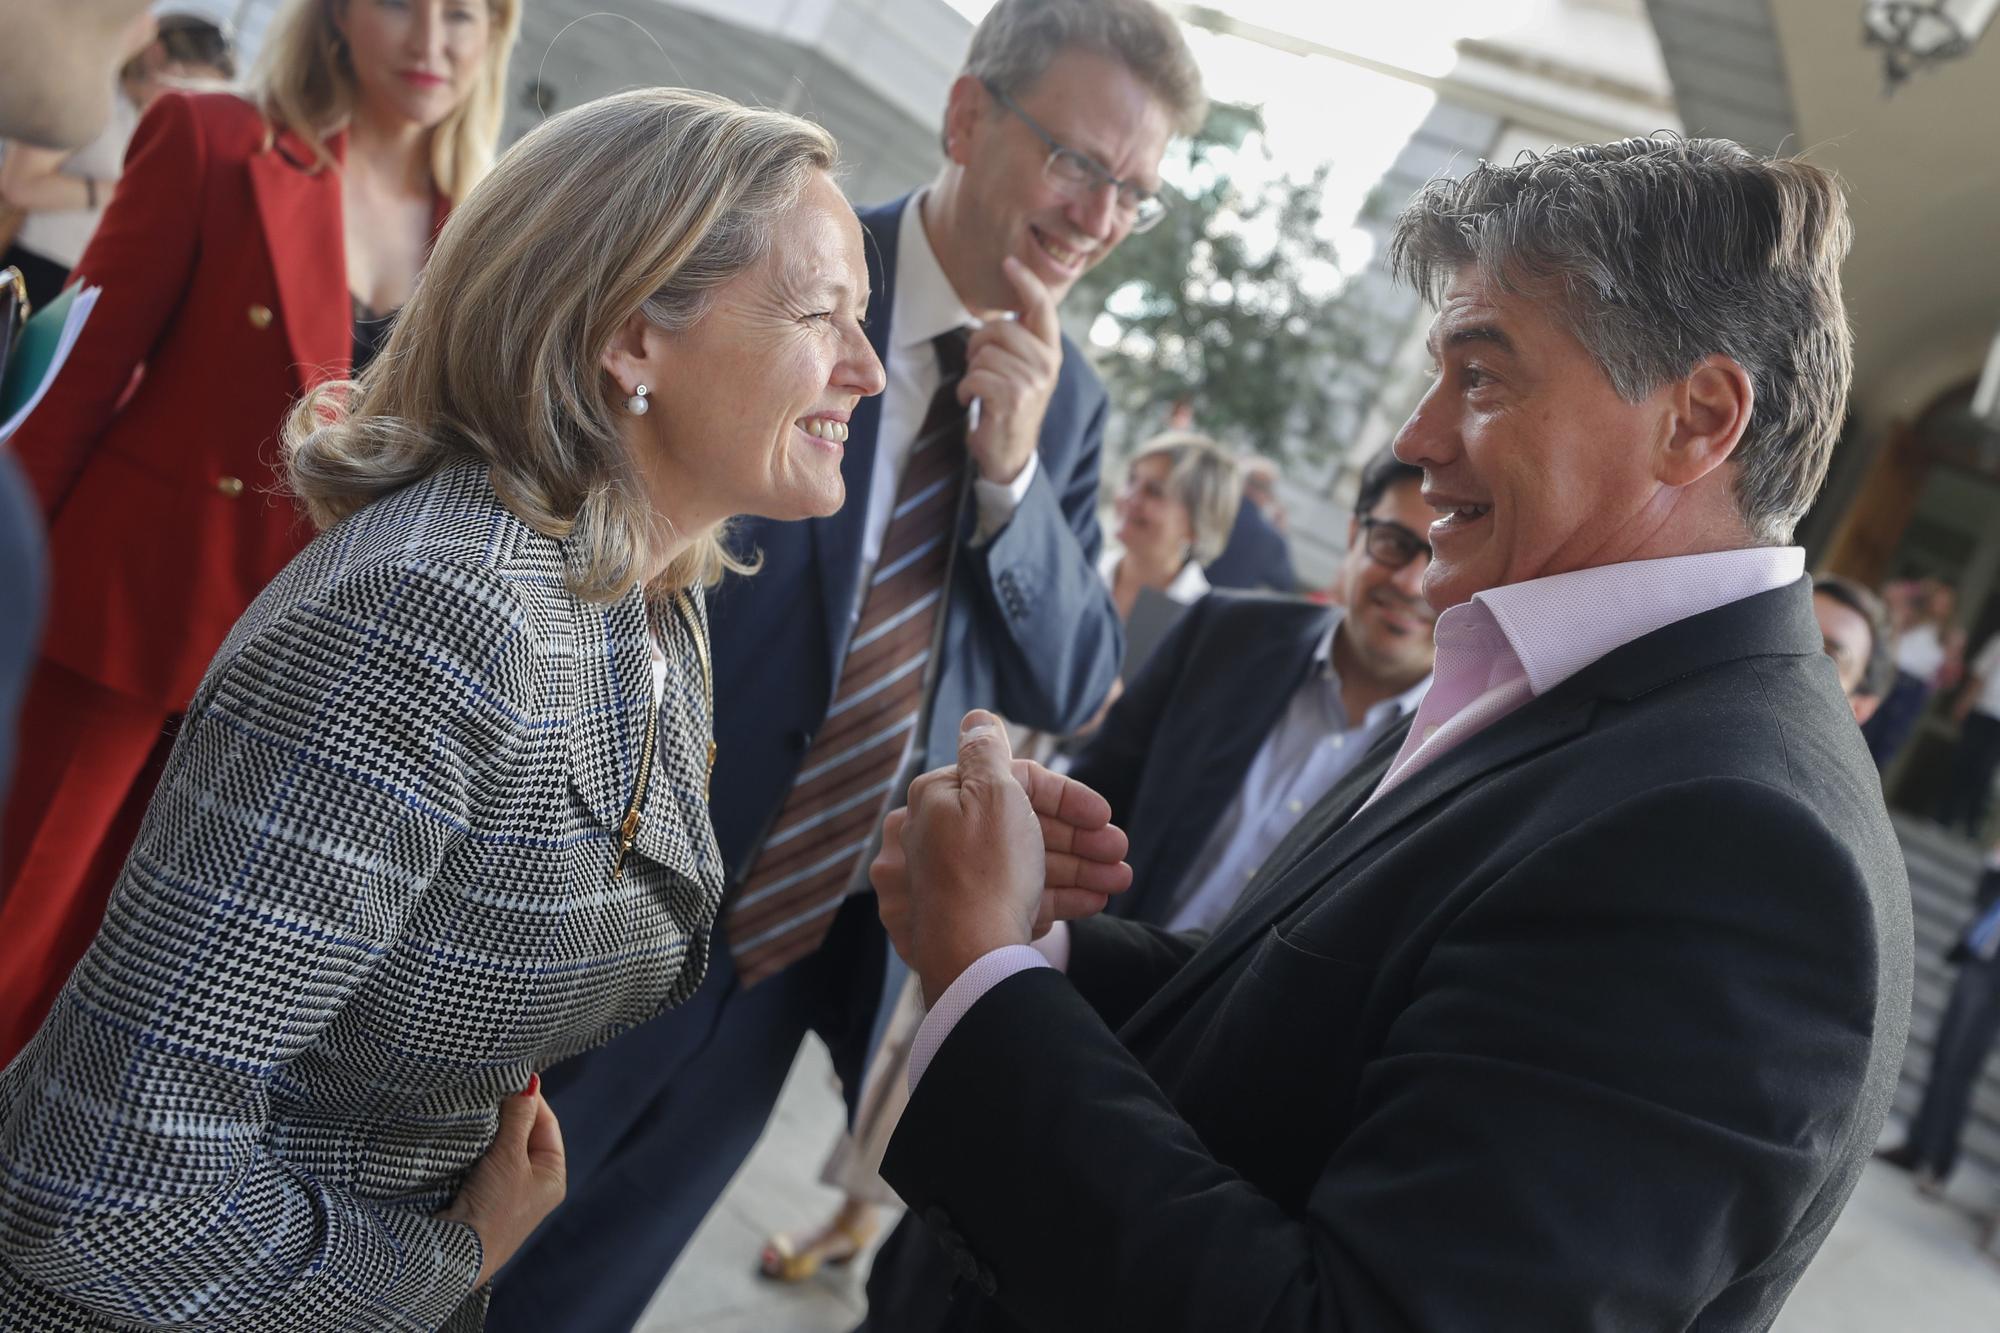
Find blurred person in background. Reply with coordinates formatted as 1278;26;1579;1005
0;11;155;310
1863;576;1965;769
0;0;157;893
0;0;520;1061
1203;451;1298;593
1938;629;2000;838
1814;574;1892;725
1074;447;1433;932
1877;834;2000;1194
1102;430;1241;623
120;10;238;107
0;86;881;1330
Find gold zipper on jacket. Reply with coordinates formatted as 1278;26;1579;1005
612;590;715;881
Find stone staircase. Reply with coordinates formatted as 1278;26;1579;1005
1893;815;2000;1173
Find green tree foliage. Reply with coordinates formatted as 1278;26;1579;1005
1072;102;1383;465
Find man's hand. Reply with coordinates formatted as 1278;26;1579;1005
875;710;1132;1004
960;256;1062;487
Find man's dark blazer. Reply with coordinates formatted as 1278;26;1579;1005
1067;591;1339;926
869;576;1914;1332
704;195;1123;1086
1203;497;1297;593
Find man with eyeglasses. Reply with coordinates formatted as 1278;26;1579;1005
484;3;1207;1329
1067;447;1432;935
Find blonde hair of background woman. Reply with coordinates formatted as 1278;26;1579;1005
284;87;840;600
251;0;521;201
1127;430;1243;566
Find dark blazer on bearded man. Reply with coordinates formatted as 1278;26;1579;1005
866;576;1914;1333
1066;590;1339;927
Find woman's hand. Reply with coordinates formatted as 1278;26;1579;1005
438;1073;567;1287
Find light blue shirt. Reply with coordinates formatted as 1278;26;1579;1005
1163;610;1429;934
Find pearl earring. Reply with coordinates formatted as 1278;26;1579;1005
626;384;650;416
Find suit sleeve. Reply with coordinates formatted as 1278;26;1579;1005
964;380;1122;734
11;92;207;515
882;779;1893;1332
0;560;537;1327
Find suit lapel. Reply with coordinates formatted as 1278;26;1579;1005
563;579;704;881
1127;607;1335;922
247;127;350;391
812;198;902;673
1122;689;1593;1043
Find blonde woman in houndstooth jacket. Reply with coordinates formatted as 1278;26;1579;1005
0;88;883;1331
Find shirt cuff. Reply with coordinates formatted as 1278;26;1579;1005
970;452;1039;546
907;944;1051;1092
1033;919;1071;971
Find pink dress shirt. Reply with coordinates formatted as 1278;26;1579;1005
909;545;1807;1090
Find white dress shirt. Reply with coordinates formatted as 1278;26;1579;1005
858;192;1038;592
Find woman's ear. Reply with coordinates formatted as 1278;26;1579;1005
600;309;662;400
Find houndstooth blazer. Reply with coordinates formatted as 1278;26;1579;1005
0;461;724;1330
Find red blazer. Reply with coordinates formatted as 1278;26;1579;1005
12;91;447;711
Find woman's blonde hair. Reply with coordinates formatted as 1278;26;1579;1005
1128;430;1242;565
250;0;520;201
284;87;841;601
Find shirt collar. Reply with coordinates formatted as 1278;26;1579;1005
1463;545;1806;698
1314;606;1433;725
893;191;977;352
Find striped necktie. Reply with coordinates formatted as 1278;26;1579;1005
726;329;971;986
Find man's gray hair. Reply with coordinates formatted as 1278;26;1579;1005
962;0;1207;137
1390;134;1853;545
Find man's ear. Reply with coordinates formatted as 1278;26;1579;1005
1657;354;1754;489
941;74;986;166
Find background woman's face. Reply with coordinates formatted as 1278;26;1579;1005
643;171;887;529
336;0;491;130
1114;454;1193;568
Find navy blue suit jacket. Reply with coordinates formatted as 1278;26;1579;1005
1202;497;1296;593
703;196;1123;1080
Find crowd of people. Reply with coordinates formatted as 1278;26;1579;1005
0;0;1989;1328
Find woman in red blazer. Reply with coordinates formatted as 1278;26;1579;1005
0;0;520;1058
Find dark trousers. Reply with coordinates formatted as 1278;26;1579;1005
1938;712;2000;838
484;892;882;1333
1904;958;2000;1178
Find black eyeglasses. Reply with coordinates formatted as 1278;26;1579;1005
980;79;1167;233
1358;516;1432;571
